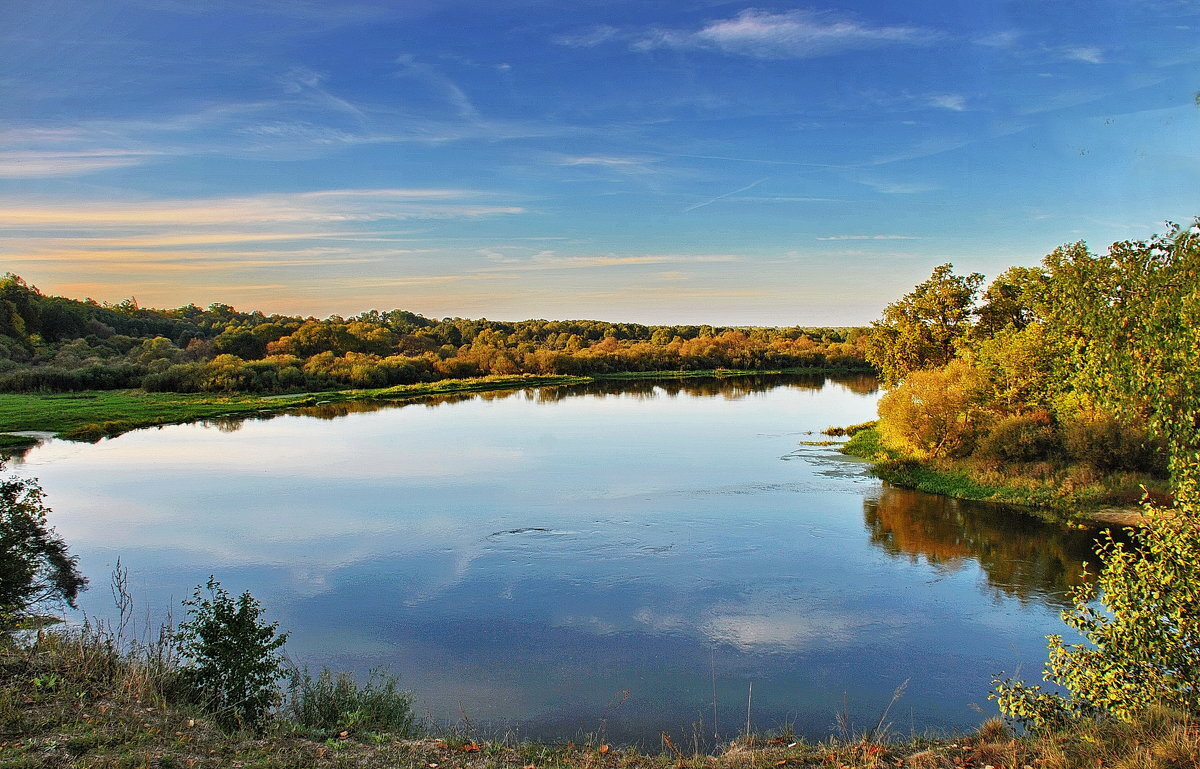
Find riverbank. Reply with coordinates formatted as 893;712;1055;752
3;628;1194;769
0;368;870;450
841;427;1157;526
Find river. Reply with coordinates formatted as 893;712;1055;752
13;375;1100;745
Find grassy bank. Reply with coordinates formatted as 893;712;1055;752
3;627;1196;769
0;368;868;446
842;427;1162;524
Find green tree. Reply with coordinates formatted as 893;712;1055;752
973;265;1046;337
1041;223;1200;488
0;467;87;629
866;263;984;385
175;577;289;729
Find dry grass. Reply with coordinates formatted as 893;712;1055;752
2;627;1197;769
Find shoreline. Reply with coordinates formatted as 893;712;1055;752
840;427;1149;527
4;628;1189;768
0;367;873;449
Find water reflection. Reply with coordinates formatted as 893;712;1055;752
211;373;877;423
863;486;1098;605
17;374;1087;744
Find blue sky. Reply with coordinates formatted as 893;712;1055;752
2;0;1197;325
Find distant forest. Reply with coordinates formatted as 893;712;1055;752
0;275;871;393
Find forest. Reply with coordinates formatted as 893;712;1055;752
858;220;1199;508
0;275;869;394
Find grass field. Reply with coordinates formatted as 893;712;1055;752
0;368;867;447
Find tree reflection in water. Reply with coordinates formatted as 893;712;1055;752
264;373;877;420
863;485;1107;606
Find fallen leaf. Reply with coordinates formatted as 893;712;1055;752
461;742;481;753
338;730;349;739
776;761;788;766
599;744;610;755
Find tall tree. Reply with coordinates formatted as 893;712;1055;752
866;263;984;385
1041;223;1200;493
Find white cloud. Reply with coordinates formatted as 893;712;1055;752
0;150;157;178
553;25;620;48
1064;46;1104;64
635;9;935;60
815;235;918;241
928;93;967;111
558;155;656;168
0;189;524;229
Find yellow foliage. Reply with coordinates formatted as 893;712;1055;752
877;359;990;459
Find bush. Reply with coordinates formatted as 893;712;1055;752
174;578;288;729
1061;412;1166;474
975;412;1061;463
0;468;87;629
285;668;416;735
876;359;989;459
992;495;1200;730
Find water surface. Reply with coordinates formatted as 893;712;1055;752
16;376;1099;744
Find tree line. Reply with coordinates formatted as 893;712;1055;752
0;274;871;394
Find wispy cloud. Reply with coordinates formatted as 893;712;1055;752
552;25;620;49
1064;46;1104;64
394;54;481;121
0;150;160;178
630;9;936;60
0;189;523;228
475;249;740;272
927;93;967;111
557;154;658;168
857;178;939;195
815;234;919;241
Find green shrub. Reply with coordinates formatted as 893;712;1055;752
174;577;288;730
992;496;1200;731
285;668;416;736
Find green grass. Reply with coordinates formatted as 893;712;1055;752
0;375;587;442
0;369;871;443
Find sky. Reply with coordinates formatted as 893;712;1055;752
2;1;1198;326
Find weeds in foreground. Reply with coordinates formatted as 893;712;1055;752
3;628;1199;769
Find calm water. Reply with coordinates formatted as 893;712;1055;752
15;375;1100;744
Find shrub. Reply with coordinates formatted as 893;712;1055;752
174;578;288;729
285;668;416;736
1061;411;1166;474
975;412;1061;463
876;359;989;459
992;494;1200;730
